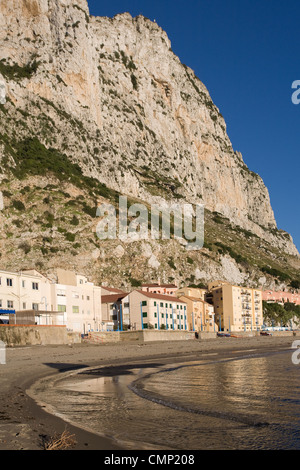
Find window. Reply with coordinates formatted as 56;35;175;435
0;300;2;308
160;302;163;307
22;302;26;309
142;300;147;306
7;300;13;308
87;296;90;301
154;301;157;307
7;278;13;287
143;323;148;329
154;312;157;318
155;324;157;329
142;312;147;318
32;303;39;311
58;305;66;312
72;306;79;313
124;302;129;308
22;280;25;288
32;282;39;290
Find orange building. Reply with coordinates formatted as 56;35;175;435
262;290;300;305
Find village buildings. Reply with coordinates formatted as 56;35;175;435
0;268;297;334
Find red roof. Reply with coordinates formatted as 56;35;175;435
101;287;127;294
101;293;128;304
134;290;186;303
141;283;177;288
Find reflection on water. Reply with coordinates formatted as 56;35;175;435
33;350;300;450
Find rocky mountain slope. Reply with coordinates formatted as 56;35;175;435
0;0;299;290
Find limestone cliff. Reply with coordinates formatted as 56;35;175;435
0;0;298;288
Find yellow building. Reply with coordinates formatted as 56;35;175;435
177;295;216;332
209;282;263;332
175;286;207;301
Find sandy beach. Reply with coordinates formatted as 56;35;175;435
0;334;298;451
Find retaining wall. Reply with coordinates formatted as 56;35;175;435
87;329;300;344
0;325;81;346
87;330;196;343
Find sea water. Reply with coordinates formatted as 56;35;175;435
32;347;300;450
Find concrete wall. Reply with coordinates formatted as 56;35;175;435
87;329;195;343
0;325;80;346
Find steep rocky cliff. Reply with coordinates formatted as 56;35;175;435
0;0;298;289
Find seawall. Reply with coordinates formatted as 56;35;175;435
0;325;81;346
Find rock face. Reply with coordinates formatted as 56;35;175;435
0;0;298;285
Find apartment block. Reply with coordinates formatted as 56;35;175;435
51;269;102;334
125;290;188;331
175;286;207;301
209;282;263;332
0;269;52;318
262;290;300;305
101;291;128;331
0;268;102;333
140;283;178;296
177;295;216;332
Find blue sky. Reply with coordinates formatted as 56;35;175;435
88;0;300;252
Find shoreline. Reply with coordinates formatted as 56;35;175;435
0;335;298;451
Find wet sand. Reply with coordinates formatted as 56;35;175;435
0;335;298;450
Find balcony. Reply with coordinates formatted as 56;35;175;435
241;290;251;295
242;312;252;317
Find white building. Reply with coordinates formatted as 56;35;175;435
124;290;188;331
51;269;102;334
0;269;52;321
0;268;102;333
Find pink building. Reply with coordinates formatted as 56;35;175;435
141;283;178;296
262;290;300;305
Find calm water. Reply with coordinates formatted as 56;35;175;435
31;348;300;450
